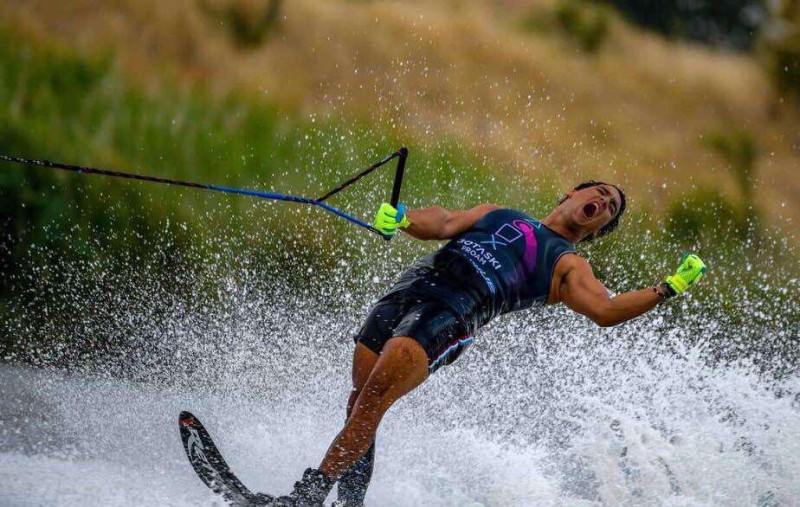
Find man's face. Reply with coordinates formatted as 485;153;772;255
562;184;622;239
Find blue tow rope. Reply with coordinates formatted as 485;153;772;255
0;148;409;239
207;184;377;232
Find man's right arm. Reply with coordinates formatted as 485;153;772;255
557;253;707;327
558;255;661;327
404;204;502;240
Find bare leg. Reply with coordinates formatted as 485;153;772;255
319;336;429;480
338;343;380;504
346;343;381;420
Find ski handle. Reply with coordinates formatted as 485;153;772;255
385;147;408;241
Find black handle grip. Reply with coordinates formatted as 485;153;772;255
390;147;408;208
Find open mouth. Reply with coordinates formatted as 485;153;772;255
582;201;600;220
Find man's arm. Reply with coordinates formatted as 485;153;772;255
558;255;660;327
403;204;502;240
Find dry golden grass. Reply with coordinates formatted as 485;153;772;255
2;0;798;225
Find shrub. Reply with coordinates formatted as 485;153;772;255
701;128;758;206
519;6;556;34
199;0;283;48
666;188;742;244
759;0;800;101
554;0;611;53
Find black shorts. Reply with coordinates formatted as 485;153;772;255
355;269;478;374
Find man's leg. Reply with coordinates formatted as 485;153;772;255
320;336;429;480
338;343;380;505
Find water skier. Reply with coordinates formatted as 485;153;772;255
269;181;706;506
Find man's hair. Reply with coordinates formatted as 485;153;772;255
559;180;627;242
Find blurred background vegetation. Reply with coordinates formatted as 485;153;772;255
0;0;797;369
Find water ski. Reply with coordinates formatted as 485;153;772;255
179;411;272;506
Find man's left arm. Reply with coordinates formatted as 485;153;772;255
559;254;706;327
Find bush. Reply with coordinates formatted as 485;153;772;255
554;0;611;53
519;6;556;34
764;48;800;102
199;0;283;48
604;0;763;50
760;0;800;101
701;128;758;205
666;188;749;244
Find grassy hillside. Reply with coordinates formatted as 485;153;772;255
1;0;798;227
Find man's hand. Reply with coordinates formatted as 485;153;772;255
373;202;411;237
664;254;707;297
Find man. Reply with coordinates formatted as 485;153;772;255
269;181;706;506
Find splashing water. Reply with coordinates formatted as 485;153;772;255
1;221;798;507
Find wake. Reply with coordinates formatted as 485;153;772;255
2;312;797;506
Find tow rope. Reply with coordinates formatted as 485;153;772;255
0;147;408;239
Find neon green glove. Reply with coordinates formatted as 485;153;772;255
665;253;707;295
373;202;411;237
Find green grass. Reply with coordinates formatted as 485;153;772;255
0;25;797;371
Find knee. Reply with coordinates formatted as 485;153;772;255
349;387;391;425
348;387;386;423
348;384;393;425
346;389;361;419
346;408;382;436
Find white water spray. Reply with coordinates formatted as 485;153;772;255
1;250;798;506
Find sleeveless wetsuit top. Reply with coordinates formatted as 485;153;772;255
425;208;576;323
385;208;576;329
